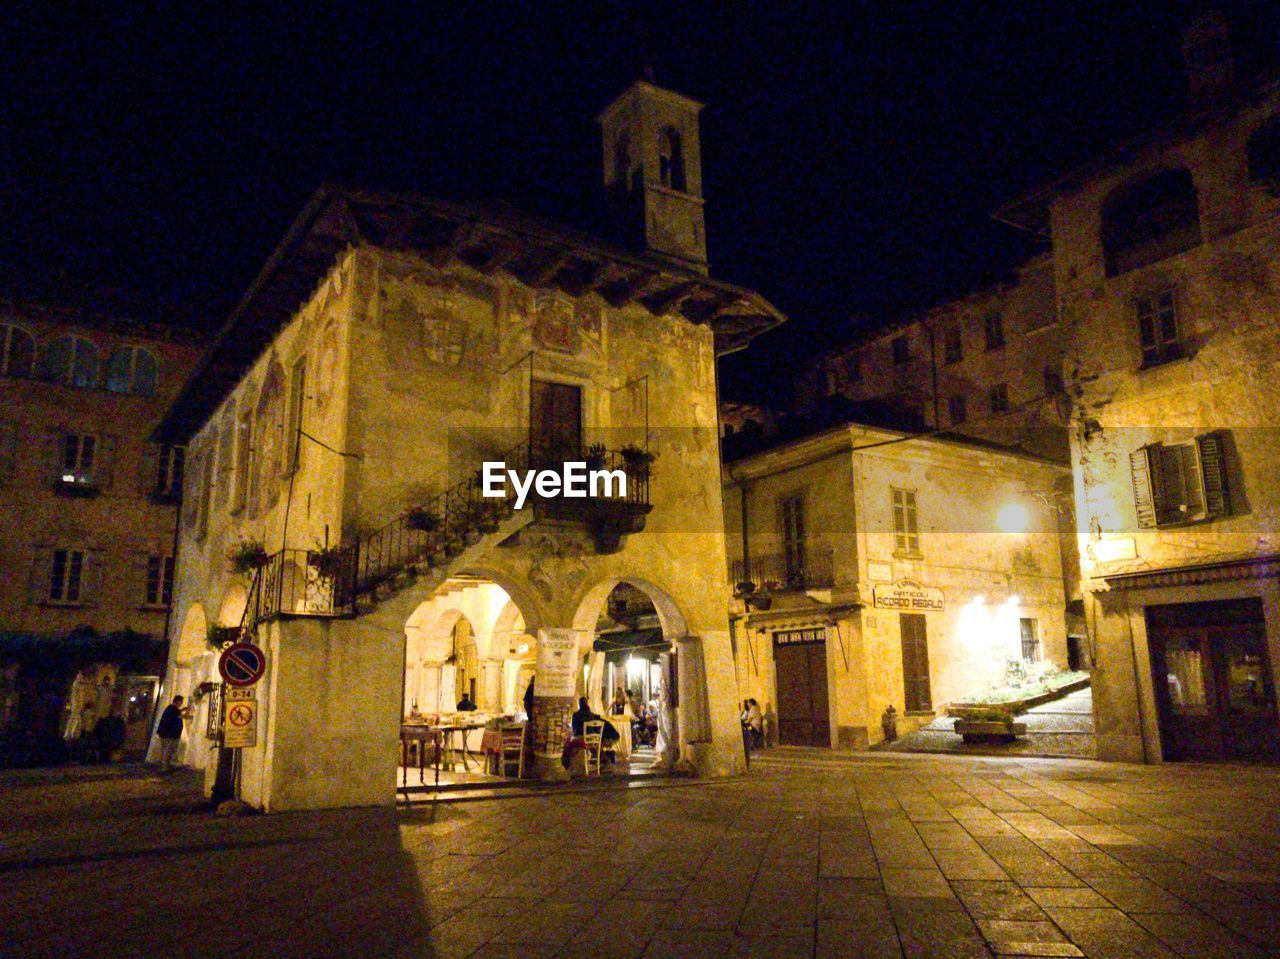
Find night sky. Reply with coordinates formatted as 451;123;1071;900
3;1;1276;404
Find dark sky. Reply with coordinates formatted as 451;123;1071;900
3;1;1275;404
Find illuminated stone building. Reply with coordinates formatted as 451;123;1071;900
154;79;785;810
998;13;1280;762
0;293;203;757
797;255;1069;462
724;423;1071;748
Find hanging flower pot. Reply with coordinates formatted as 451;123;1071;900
406;507;441;533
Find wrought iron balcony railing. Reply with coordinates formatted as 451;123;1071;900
731;546;835;594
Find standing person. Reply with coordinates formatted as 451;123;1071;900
746;699;764;750
154;695;186;772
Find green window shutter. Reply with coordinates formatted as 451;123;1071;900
1129;446;1160;529
96;435;118;490
1197;432;1230;518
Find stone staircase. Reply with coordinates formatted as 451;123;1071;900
879;683;1097;759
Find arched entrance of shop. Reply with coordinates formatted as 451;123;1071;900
398;575;536;789
570;576;692;771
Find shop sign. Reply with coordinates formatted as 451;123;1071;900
223;696;257;749
873;579;944;612
535;628;580;698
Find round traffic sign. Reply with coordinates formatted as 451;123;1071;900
219;642;267;687
228;704;254;727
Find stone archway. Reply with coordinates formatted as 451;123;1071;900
174;602;209;665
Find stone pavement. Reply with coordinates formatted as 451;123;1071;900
5;752;1280;958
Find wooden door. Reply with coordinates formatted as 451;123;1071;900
1149;599;1279;762
899;614;932;713
530;380;582;468
774;635;830;747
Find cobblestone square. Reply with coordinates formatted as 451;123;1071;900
5;752;1280;958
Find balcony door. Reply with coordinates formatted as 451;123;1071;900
530;380;582;468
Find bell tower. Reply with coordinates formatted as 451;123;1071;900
597;79;709;273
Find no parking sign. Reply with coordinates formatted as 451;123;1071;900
219;642;267;687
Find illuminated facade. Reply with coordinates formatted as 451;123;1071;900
724;423;1071;749
999;28;1280;762
154;80;786;810
0;295;203;753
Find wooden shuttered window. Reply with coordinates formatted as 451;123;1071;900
1130;433;1230;529
892;487;920;556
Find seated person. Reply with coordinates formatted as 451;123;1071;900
562;697;619;769
456;693;478;712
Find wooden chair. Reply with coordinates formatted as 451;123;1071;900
582;720;605;777
498;721;526;779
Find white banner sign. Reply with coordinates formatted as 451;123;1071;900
873;579;944;612
535;628;581;698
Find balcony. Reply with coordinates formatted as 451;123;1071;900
731;546;834;596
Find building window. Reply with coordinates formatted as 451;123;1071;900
216;411;234;507
1136;289;1182;367
1247;116;1280;195
989;383;1010;414
1101;168;1201;276
844;353;861;382
252;365;286;513
56;432;113;492
232;414;251;514
145;555;175;607
948;394;967;425
40;335;100;389
0;324;35;378
779;494;807;587
659;126;686;192
285;357;306;475
1130;434;1229;528
49;548;86;604
155;444;185;501
105;346;159;396
984;312;1005;351
891;335;910;366
943;326;963;364
197;446;214;539
1043;366;1065;397
1020;618;1041;661
892;487;920;557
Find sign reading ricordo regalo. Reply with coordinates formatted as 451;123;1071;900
481;461;627;510
873;579;944;612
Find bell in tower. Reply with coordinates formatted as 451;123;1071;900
597;79;709;274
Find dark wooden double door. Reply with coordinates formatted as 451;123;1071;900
1148;599;1280;762
530;380;582;468
774;637;830;747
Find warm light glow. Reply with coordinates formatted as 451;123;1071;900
626;656;646;680
1007;594;1020;606
972;595;985;605
996;502;1031;533
516;642;529;654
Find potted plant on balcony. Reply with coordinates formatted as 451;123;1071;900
406;506;441;533
228;540;268;576
584;443;608;472
307;544;349;581
619;444;657;476
733;580;757;599
207;624;243;650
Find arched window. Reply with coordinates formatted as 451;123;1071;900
105;346;159;396
0;324;34;378
251;364;285;513
40;335;100;388
1100;168;1201;276
613;133;631;190
1247;115;1280;196
659;126;686;192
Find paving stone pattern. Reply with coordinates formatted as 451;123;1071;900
4;752;1280;958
